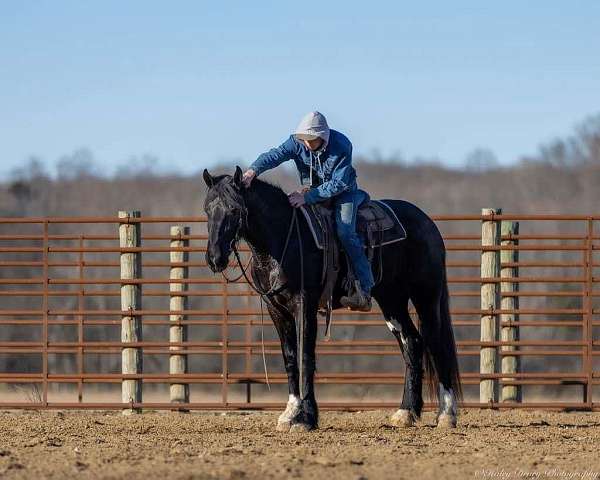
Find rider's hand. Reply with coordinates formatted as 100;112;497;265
242;169;256;188
288;191;306;208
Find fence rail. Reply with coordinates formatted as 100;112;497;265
0;212;599;411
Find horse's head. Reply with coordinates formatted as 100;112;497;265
203;166;246;272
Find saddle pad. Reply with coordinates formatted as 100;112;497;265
300;199;407;250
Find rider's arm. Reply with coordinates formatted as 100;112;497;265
303;149;356;204
249;136;298;176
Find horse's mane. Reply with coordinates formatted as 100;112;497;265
208;174;291;222
244;178;292;225
246;177;289;206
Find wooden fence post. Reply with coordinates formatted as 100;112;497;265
170;225;190;407
480;208;501;404
119;210;143;414
500;221;521;402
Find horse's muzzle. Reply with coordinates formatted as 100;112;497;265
206;250;229;273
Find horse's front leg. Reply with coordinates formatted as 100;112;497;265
265;298;301;432
290;290;319;432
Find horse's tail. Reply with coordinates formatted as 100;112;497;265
421;260;463;402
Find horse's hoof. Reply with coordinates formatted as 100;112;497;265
436;413;457;429
390;409;417;427
290;422;317;432
276;420;291;432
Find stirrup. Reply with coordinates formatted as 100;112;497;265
340;281;372;312
340;294;372;312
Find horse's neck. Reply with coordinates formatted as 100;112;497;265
242;188;293;261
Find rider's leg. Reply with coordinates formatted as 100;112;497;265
335;190;375;308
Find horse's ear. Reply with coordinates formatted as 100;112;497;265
203;169;214;187
233;166;243;189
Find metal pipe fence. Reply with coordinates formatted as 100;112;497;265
0;212;599;411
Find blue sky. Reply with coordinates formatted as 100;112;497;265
1;1;599;177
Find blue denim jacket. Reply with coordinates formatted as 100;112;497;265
249;129;358;205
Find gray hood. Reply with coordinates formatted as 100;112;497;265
294;111;330;146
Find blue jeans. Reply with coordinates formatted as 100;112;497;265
334;189;375;295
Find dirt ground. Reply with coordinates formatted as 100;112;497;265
0;409;599;480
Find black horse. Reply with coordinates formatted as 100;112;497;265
203;166;461;431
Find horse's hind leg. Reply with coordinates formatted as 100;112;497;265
412;293;458;428
374;290;424;427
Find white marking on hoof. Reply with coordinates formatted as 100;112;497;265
436;413;457;428
290;422;317;432
438;383;457;416
276;394;300;431
437;383;458;428
276;420;291;432
390;409;417;427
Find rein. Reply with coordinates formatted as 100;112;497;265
220;253;253;283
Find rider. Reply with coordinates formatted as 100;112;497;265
242;111;374;311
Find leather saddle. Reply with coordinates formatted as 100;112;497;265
299;196;407;252
299;194;407;337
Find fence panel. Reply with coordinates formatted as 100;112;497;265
0;213;597;410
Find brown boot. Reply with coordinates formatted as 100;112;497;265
340;281;372;312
